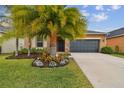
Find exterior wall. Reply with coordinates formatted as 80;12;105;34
65;39;70;52
0;32;24;53
31;37;37;48
1;36;46;53
107;36;124;53
0;33;2;37
24;36;48;49
18;38;25;50
0;33;106;53
0;33;3;53
43;39;48;48
64;34;106;52
1;39;16;53
1;38;24;53
0;32;17;53
86;34;106;51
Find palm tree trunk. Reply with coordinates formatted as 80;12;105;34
27;38;31;57
15;38;19;56
27;47;31;56
50;32;57;56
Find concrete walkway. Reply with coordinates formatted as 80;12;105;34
71;53;124;88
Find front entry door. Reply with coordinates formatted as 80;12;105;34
57;38;65;52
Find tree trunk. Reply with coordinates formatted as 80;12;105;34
15;38;19;56
27;38;31;57
50;32;57;57
27;47;31;57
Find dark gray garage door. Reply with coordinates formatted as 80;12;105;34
70;39;100;52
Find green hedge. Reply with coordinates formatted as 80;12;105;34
18;48;45;54
101;46;113;54
19;48;28;54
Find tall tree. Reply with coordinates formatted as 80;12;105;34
10;5;38;56
0;5;24;56
0;5;37;56
31;6;87;56
0;6;18;55
1;5;87;57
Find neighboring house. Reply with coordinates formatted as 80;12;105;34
0;26;24;53
0;31;3;53
107;27;124;52
0;26;6;53
0;30;106;53
0;32;24;53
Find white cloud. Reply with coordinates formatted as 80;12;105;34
89;29;104;32
83;5;88;8
81;10;90;16
111;5;121;10
107;8;111;12
91;12;108;22
96;5;104;11
107;6;121;12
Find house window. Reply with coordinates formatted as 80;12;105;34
37;36;43;47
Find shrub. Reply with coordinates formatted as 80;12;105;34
58;52;71;58
115;45;120;53
19;48;45;54
101;46;113;54
31;48;37;54
36;52;70;67
36;48;43;53
20;48;28;54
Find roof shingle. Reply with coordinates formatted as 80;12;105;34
107;27;124;38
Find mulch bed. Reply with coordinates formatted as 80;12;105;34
6;53;41;59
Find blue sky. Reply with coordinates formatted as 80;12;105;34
67;5;124;32
0;5;124;32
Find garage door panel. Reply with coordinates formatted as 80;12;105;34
70;39;100;52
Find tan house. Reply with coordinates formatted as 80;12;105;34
68;31;106;52
0;30;106;53
107;28;124;52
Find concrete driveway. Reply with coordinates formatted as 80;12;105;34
71;53;124;88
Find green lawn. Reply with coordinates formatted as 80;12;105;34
0;55;92;88
111;53;124;58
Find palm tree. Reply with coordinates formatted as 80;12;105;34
1;5;87;57
0;5;21;56
31;6;87;56
10;5;39;56
0;6;20;56
0;30;20;56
